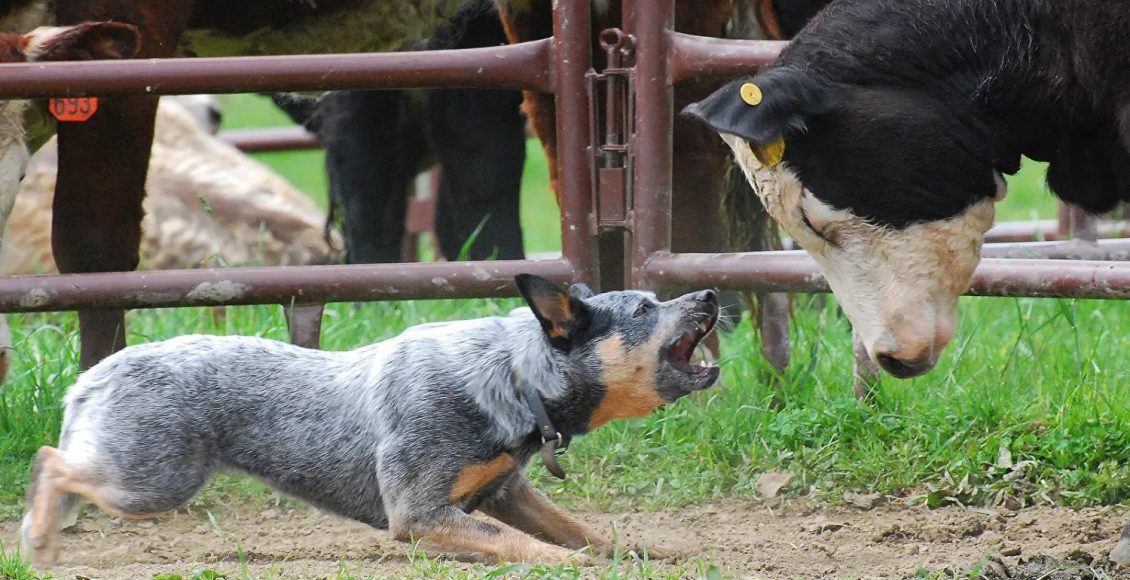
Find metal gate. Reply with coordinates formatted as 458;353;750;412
0;0;1125;352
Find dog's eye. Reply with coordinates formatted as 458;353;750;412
633;300;656;317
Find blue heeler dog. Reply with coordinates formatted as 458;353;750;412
21;274;721;566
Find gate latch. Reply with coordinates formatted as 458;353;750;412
588;28;636;231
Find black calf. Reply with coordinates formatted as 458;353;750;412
274;4;525;263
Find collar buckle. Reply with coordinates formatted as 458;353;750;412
539;432;567;480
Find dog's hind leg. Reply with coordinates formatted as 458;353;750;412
21;445;168;566
389;504;590;564
478;476;608;552
21;446;79;566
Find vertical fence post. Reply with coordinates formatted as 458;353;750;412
554;0;599;288
626;0;675;289
285;303;325;349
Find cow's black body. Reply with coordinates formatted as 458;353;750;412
690;0;1130;228
275;3;525;263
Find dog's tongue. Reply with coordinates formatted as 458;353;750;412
670;332;697;364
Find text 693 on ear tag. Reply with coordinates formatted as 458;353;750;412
49;97;98;122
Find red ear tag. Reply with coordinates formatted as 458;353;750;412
49;97;98;122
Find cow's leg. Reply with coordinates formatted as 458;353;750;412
669;0;741;269
431;87;526;261
499;3;629;291
428;6;526;261
53;93;154;368
52;2;191;369
0;109;25;382
317;90;427;264
496;2;556;185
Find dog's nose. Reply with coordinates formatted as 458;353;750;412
693;289;716;304
875;352;934;379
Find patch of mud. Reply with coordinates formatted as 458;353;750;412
2;498;1127;579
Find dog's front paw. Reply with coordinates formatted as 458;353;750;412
561;545;600;567
522;543;597;566
639;544;680;562
614;542;680;562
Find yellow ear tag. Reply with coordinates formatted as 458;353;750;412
739;82;763;106
748;136;785;168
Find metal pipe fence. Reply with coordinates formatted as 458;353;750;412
0;0;1123;354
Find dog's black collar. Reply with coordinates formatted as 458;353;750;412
518;377;569;480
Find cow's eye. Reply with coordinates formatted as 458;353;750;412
633;300;656;317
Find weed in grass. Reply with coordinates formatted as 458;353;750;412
0;542;46;580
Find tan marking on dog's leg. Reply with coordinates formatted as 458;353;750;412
391;508;588;564
479;475;608;551
449;453;516;503
588;334;664;430
59;479;163;522
25;445;165;565
24;446;67;565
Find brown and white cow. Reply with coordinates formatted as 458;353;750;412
0;11;140;382
687;0;1130;379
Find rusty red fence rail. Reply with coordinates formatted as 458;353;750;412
643;252;1130;298
220;126;318;153
0;260;573;313
0;40;555;98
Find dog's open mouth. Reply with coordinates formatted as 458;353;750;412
665;310;719;376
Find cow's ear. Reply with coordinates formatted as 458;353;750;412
682;67;830;165
24;22;141;62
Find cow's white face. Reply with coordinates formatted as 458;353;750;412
722;134;1001;377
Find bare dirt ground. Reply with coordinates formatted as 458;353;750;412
3;497;1127;579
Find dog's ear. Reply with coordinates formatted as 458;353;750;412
682;67;831;166
514;274;591;343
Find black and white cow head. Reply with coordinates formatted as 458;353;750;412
685;67;1010;378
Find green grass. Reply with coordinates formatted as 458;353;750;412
0;542;48;580
2;293;1127;513
0;95;1122;577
